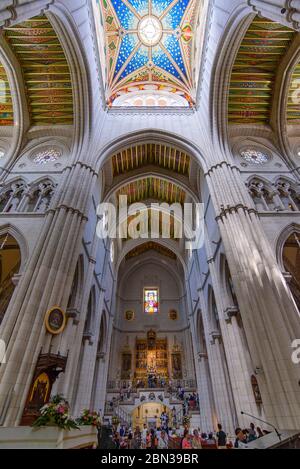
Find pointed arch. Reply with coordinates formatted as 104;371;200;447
67;254;85;311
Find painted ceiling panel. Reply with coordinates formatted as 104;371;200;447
4;15;73;126
0;63;13;126
287;62;300;123
228;17;295;125
111;143;190;176
116;177;186;205
96;0;199;106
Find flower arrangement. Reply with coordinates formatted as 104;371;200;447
76;409;101;427
182;414;191;427
33;394;79;430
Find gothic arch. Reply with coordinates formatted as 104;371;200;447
96;129;207;174
116;238;187;277
46;7;92;152
276;223;300;271
84;285;97;337
207;285;220;331
67;254;85;311
0;224;28;272
209;6;254;150
118;255;184;299
0;35;29;166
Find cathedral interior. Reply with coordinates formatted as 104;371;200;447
0;0;300;450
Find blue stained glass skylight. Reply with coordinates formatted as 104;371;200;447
161;34;186;76
110;0;137;29
162;0;191;29
152;45;181;80
127;0;148;16
152;0;175;17
120;46;149;79
98;0;199;106
115;34;139;75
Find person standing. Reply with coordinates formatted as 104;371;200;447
158;430;169;449
216;423;227;447
181;430;192;449
248;423;257;442
150;428;158;449
192;429;202;449
141;424;148;449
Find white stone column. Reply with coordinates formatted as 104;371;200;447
206;161;300;429
207;253;264;429
188;295;215;432
0;162;98;426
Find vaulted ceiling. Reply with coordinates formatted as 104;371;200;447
228;17;295;125
0;63;13;125
287;61;300;123
116;176;186;205
95;0;199;106
111;142;191;176
125;241;177;260
3;15;73;126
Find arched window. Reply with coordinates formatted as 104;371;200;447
0;233;21;323
282;232;300;310
247;178;274;211
211;289;220;330
275;179;300;212
225;260;238;308
26;180;55;213
0;181;26;213
251;375;262;405
84;287;96;338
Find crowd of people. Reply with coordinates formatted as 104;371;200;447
234;423;270;448
111;421;272;450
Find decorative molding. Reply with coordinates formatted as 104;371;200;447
66;307;80;326
224;306;239;323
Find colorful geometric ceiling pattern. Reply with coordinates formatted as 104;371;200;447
0;62;13;125
229;17;295;125
287;61;300;123
96;0;198;106
112;143;190;176
4;15;73;126
116;177;186;205
125;241;177;260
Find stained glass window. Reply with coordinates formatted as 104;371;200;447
144;288;159;315
32;148;62;164
240;149;270;165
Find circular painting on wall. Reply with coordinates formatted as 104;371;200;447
169;309;178;321
125;310;135;321
45;306;66;335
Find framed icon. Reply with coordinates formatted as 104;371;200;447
125;310;135;321
169;309;178;321
45;306;66;335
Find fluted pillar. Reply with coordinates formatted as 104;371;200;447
207;253;264;429
205;160;300;429
198;292;236;433
188;295;215;432
0;162;98;426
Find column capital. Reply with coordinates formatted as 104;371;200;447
216;204;258;222
224;306;239;323
66;308;81;325
210;330;222;345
